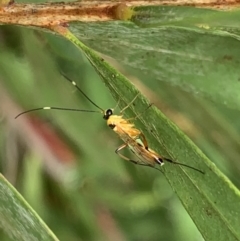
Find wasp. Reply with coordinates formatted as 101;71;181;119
15;73;204;174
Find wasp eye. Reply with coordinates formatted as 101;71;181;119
103;109;113;120
106;109;113;116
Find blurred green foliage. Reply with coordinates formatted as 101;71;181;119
0;27;200;241
0;5;240;241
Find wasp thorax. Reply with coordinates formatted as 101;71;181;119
103;109;113;120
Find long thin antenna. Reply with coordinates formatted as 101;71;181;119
164;158;204;174
15;107;99;119
60;72;104;111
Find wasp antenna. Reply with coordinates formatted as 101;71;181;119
164;158;205;174
60;72;104;112
15;107;99;119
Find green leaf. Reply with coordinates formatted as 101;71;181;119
68;6;240;111
0;174;59;241
58;29;240;241
132;6;240;30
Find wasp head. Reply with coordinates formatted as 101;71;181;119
103;109;113;120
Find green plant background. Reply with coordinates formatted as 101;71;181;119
1;2;240;241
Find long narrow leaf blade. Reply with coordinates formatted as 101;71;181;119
0;174;59;241
56;28;240;241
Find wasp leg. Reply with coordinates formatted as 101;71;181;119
126;103;153;122
120;93;140;114
115;143;138;164
115;143;152;167
112;98;121;112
